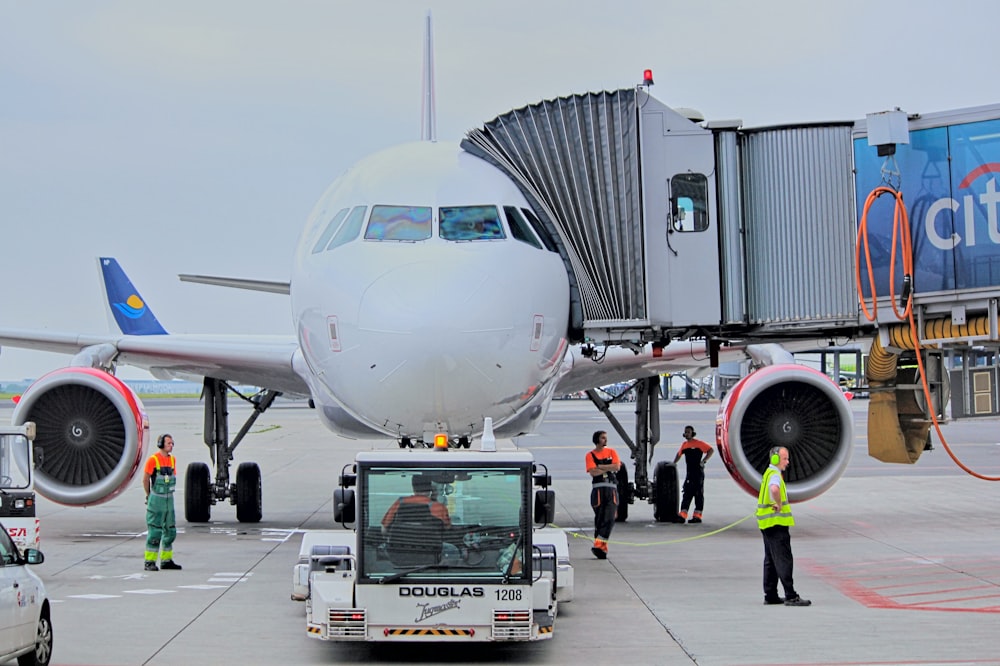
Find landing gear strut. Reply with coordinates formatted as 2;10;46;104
586;375;680;523
184;377;279;523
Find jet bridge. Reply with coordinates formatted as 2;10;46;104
466;90;1000;472
462;87;861;348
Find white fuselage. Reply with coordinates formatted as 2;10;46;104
290;141;570;442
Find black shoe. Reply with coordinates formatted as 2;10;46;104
160;560;182;570
688;517;702;524
144;561;158;572
763;597;784;605
591;547;607;559
784;596;811;607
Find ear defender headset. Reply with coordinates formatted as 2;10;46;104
684;426;696;437
157;434;171;450
770;447;781;466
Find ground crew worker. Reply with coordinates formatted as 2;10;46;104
757;446;810;606
585;430;620;559
673;425;714;523
143;433;182;571
381;475;451;530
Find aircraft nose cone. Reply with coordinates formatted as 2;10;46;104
348;255;529;435
358;259;507;334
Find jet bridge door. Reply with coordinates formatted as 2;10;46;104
638;97;721;331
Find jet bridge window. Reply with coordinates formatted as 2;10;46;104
311;207;350;254
503;206;542;249
439;205;505;241
670;173;709;232
325;205;368;251
365;205;432;241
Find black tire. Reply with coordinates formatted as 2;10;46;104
236;462;263;523
185;462;212;523
615;462;630;522
653;461;679;523
18;609;52;666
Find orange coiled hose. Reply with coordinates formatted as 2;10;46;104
855;185;913;322
856;184;1000;480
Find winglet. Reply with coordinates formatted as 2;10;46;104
98;257;168;335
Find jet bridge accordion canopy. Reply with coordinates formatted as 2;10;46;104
463;88;721;344
462;89;646;341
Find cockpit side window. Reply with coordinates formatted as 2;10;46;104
365;205;433;241
520;208;560;253
326;205;368;251
503;206;542;249
440;206;506;241
311;207;350;254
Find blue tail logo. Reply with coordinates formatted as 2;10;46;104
99;257;168;335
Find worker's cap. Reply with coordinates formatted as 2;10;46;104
411;475;433;492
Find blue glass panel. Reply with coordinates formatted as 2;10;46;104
365;205;432;241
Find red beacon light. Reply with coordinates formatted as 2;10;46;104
642;69;654;87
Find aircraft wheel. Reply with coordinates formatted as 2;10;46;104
236;462;263;523
615;463;630;522
653;461;679;523
185;462;212;523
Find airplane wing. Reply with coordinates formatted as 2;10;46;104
0;327;309;395
0;258;309;395
554;341;724;396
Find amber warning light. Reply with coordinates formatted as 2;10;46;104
642;69;654;86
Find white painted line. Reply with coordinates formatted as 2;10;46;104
67;594;121;600
177;584;229;590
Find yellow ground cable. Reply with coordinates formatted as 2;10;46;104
858;184;1000;481
557;513;755;548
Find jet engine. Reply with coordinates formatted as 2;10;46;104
716;364;853;502
12;367;149;506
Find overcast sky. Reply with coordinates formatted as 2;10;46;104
2;0;998;380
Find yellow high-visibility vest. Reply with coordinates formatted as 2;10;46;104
756;467;794;529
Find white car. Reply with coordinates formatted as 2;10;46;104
0;520;51;666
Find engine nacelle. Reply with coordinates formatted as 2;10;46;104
12;367;149;506
716;364;853;502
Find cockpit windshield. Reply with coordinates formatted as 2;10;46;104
365;205;433;241
359;465;528;582
319;203;521;246
440;205;505;241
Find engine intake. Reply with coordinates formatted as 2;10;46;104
12;367;149;506
716;364;853;502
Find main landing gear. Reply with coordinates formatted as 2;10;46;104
185;377;281;523
585;375;681;523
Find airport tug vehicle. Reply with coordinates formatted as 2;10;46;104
0;422;39;551
296;435;573;642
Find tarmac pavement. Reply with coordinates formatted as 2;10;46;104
3;399;1000;665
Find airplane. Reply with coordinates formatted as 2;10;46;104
0;17;854;524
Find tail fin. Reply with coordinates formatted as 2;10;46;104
98;257;168;335
420;10;436;141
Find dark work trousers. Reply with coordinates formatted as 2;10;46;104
590;485;618;541
680;470;705;512
761;524;797;601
